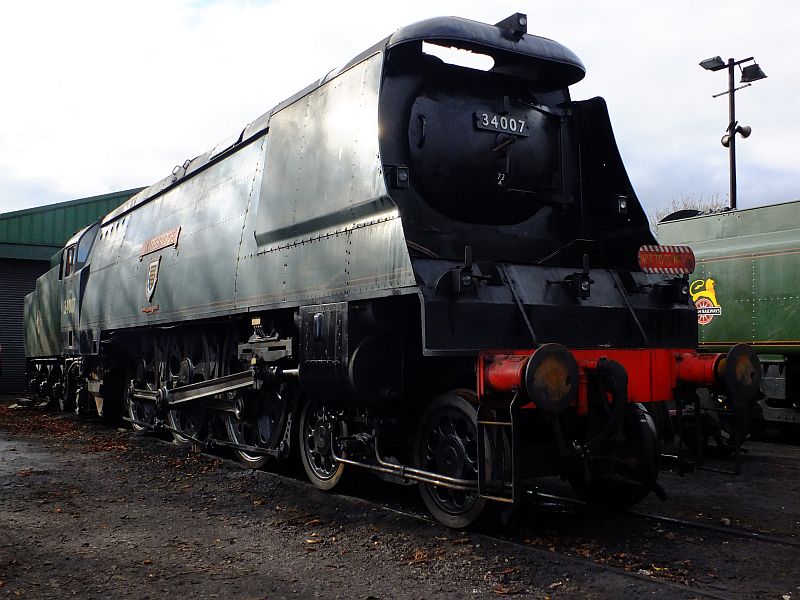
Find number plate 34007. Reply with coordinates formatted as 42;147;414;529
474;111;529;136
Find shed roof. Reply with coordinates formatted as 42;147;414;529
0;188;143;260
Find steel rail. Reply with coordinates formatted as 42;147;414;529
87;414;780;599
535;491;800;548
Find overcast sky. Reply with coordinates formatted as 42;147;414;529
1;0;797;220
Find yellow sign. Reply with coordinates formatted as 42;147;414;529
690;278;722;325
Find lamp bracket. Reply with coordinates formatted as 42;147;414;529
712;83;751;99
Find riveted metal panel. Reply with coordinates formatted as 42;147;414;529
235;209;416;311
23;265;62;359
254;53;387;247
80;136;267;331
658;201;800;353
298;302;349;400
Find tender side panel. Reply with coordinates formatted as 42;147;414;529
23;266;63;359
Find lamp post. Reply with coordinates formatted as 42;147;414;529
699;56;767;210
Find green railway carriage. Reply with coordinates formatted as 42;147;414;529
658;200;800;426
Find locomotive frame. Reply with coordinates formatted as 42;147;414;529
24;13;760;527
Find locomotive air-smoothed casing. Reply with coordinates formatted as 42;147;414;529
377;20;696;354
25;15;696;366
65;51;416;346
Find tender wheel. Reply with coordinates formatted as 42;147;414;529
58;390;74;412
415;390;488;529
298;398;348;490
225;389;289;469
45;365;63;409
59;364;78;412
569;403;659;510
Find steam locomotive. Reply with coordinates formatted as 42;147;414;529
24;13;760;527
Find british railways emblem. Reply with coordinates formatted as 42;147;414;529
690;278;722;325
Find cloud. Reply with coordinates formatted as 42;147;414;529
0;0;797;215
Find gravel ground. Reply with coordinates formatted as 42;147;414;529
1;396;798;599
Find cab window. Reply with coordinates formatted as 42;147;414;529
63;245;76;278
76;223;99;265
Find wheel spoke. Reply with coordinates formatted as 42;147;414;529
298;400;350;490
415;391;487;527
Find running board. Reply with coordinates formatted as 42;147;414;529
130;370;257;408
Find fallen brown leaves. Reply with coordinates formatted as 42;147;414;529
0;403;131;454
83;438;131;453
493;584;524;595
521;534;694;585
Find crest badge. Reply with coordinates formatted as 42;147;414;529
690;278;722;325
146;256;161;301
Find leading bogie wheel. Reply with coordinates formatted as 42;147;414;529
414;390;490;529
568;403;660;510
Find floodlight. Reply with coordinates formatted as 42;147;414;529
700;55;767;209
699;56;726;71
740;63;767;83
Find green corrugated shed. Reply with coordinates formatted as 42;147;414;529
0;188;144;393
0;188;143;260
